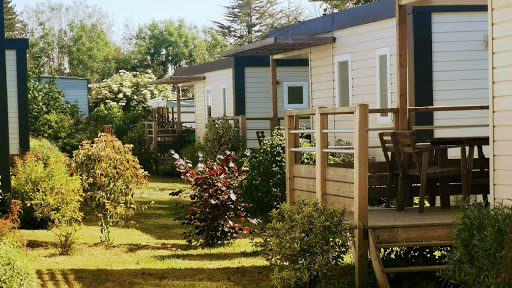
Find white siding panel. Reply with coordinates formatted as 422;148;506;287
431;12;489;139
193;81;206;141
6;50;19;155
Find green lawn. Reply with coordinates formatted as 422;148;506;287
22;176;271;288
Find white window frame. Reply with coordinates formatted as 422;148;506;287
205;86;213;121
334;54;352;107
283;82;309;110
221;85;228;116
376;48;391;122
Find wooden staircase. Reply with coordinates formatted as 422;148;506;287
368;224;453;288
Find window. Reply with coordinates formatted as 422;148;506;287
376;48;391;122
205;87;212;121
221;85;227;116
284;82;308;109
335;54;352;107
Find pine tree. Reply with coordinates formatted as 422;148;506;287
321;0;377;13
214;0;283;45
4;0;26;38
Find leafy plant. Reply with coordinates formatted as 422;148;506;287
202;118;246;161
124;123;157;174
259;199;353;288
171;151;256;247
300;138;354;164
240;128;286;218
0;238;40;288
10;138;83;254
0;200;24;245
72;133;148;244
28;75;85;154
179;142;206;167
444;203;512;287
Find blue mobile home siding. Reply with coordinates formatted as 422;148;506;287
41;76;89;116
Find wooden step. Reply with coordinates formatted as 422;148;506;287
383;265;448;273
376;240;452;249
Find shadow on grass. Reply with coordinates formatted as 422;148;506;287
153;251;260;262
121;242;193;253
38;266;272;288
26;240;54;249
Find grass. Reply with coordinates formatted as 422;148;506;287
21;176;271;288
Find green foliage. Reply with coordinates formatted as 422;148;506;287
85;104;125;139
299;138;354;165
444;203;512;287
10;138;83;254
321;0;377;12
192;27;233;64
28;76;85;155
214;0;284;45
68;21;117;82
72;134;148;244
0;200;24;245
240;128;286;218
259;200;353;288
124;123;157;174
0;238;40;288
131;19;198;78
89;70;174;113
179;142;206;167
171;151;256;247
202;119;246;161
4;0;26;38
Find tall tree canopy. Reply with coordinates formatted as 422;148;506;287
4;0;26;38
131;20;198;78
321;0;377;12
214;0;284;45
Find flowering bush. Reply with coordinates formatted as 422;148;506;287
171;151;257;247
72;133;148;244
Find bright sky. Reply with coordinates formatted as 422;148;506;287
12;0;319;34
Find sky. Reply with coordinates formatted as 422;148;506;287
12;0;320;37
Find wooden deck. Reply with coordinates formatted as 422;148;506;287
345;206;460;228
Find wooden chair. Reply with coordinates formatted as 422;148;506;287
378;132;399;208
390;131;467;213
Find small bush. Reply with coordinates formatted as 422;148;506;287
10;138;83;254
444;203;512;287
124;123;157;174
240;128;286;218
202;119;246;160
179;142;205;167
259;200;353;288
171;151;256;247
0;239;40;288
72;133;148;244
0;200;24;245
300;138;354;165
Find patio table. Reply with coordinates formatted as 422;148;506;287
428;136;489;207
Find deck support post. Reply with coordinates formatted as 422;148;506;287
354;104;369;287
396;2;409;131
239;115;247;151
285;113;298;205
176;86;182;134
270;56;279;131
315;108;328;203
0;4;11;195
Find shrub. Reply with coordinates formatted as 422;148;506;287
10;138;83;254
124;123;157;174
72;133;148;244
300;138;354;165
240;128;286;218
444;203;512;287
179;142;205;167
0;239;40;288
0;200;24;245
171;151;256;247
202;119;246;160
259;200;353;288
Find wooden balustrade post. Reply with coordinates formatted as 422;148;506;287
240;115;247;150
354;104;369;288
315;108;327;203
176;86;182;134
285;113;297;205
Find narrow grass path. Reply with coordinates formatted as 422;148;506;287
22;176;271;288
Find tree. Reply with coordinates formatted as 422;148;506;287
281;0;306;26
28;76;84;155
320;0;377;12
192;27;232;64
131;19;198;78
4;0;26;38
214;0;283;45
88;70;174;113
68;21;117;82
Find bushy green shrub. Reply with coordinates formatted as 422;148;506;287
240;128;285;218
171;151;256;247
0;200;24;245
259;200;353;288
0;239;40;288
202;119;246;160
300;138;354;165
124;123;157;174
444;203;512;287
72;133;148;244
179;142;205;167
10;138;83;254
